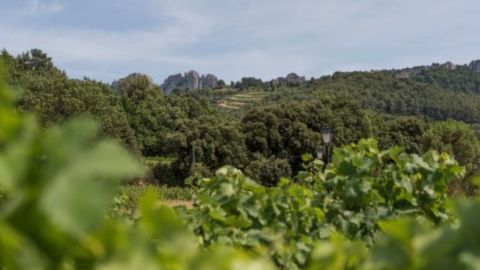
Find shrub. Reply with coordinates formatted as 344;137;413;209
245;156;292;186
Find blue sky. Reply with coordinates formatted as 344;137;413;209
0;0;479;83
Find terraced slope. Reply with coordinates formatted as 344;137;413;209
217;91;269;110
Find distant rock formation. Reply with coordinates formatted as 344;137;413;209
185;70;200;90
161;70;219;94
271;73;306;86
470;60;480;73
440;61;457;71
395;61;465;79
161;73;185;94
285;73;306;84
200;74;219;89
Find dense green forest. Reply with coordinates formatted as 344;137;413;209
3;49;480;269
2;48;480;194
1;76;478;268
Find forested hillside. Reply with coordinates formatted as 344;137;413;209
2;48;480;194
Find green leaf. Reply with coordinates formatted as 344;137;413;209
40;140;142;236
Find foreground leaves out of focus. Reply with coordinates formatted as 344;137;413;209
2;61;480;270
189;137;464;269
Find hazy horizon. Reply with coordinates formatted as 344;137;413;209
1;0;479;83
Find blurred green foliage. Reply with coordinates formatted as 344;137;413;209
189;138;463;269
110;185;193;219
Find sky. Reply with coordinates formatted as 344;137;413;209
0;0;479;83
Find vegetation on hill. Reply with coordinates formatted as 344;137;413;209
396;63;480;93
0;74;474;268
2;55;480;269
2;49;480;194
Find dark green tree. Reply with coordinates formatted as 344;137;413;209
375;115;428;154
244;156;292;186
423;120;480;195
165;115;248;185
16;48;55;72
241;98;372;175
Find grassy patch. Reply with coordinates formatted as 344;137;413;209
110;185;194;218
216;91;269;110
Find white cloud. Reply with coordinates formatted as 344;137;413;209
0;0;478;82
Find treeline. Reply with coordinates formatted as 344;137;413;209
2;49;480;193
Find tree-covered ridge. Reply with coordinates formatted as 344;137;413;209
393;61;480;93
259;71;480;124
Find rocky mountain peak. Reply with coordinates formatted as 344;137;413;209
440;61;457;71
271;73;306;86
161;70;220;94
470;60;480;73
